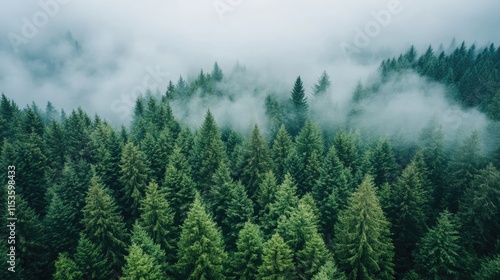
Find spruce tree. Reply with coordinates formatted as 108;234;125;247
209;161;235;227
130;223;170;277
287;76;308;136
313;71;331;96
212;62;224;82
258;233;295;280
387;160;430;276
121;244;166;280
369;139;400;187
333;130;360;178
262;173;299;234
334;176;395;280
176;194;227;280
295;120;324;195
139;181;174;254
414;210;462;279
239;124;272;199
256;170;279;218
232;222;264;280
223;181;254;249
119;141;150;221
73;234;110;280
163;146;196;229
81;176;128;270
271;125;294;183
474;255;500;280
458;164;500;256
192;110;228;196
312;261;347;280
53;253;82;280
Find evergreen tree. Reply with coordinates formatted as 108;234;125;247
163;146;196;229
257;170;279;218
414;210;462;280
333;130;360;179
130;223;170;277
258;233;295;280
369;139;400;187
121;244;166;280
295;120;324;195
73;234;111;280
232;222;264;280
271;125;294;183
312;261;347;280
139;181;174;254
445;131;484;212
458;164;500;256
212;62;224;82
387;160;430;276
313;71;331;96
176;194;227;280
287;76;308;136
53;253;82;280
334;176;395;280
192;110;228;197
473;255;500;280
209;162;235;227
262;173;299;234
119;141;150;221
64;108;94;161
81;176;128;270
44;119;66;181
239;124;272;199
223;181;254;249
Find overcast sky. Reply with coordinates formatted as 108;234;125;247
1;0;500;125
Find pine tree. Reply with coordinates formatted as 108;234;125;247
334;176;395;280
271;125;294;183
313;71;331;96
176;194;227;280
212;62;224;82
44;119;66;181
312;261;347;280
64;108;94;161
139;181;174;254
163;146;196;229
287;76;308;136
333;130;360;178
192;110;228;197
130;223;170;277
446;131;484;212
474;255;500;280
262;173;299;234
414;210;462;279
458;164;500;256
277;200;331;279
73;234;111;280
209;162;235;227
232;222;264;280
239;124;272;199
81;176;128;270
295;120;324;195
387;160;430;276
53;253;82;280
369;139;400;187
256;170;279;218
121;244;166;280
258;233;295;280
223;181;254;249
119;141;150;221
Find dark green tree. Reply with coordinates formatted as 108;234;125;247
81;176;128;270
256;170;279;218
369;139;400;187
53;253;82;280
414;210;463;280
271;125;294;183
232;221;264;279
130;223;170;277
333;130;360;179
295;120;324;195
334;176;395;280
239;124;272;199
73;234;110;280
223;181;254;249
258;233;295;280
287;76;308;136
473;255;500;280
119;141;150;221
139;181;174;254
176;194;227;280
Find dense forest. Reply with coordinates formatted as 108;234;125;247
1;42;499;279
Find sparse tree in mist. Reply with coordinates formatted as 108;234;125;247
287;76;308;136
165;80;176;100
313;71;331;96
212;62;224;82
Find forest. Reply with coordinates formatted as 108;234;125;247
0;42;499;280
